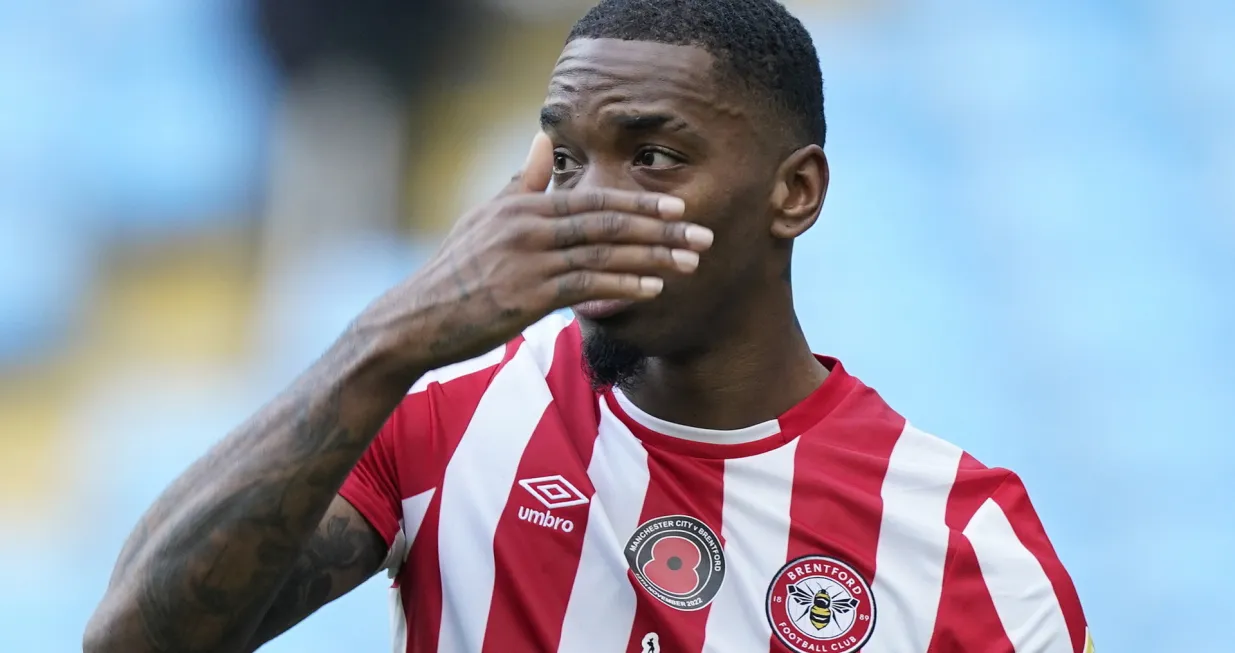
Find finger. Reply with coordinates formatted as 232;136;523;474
549;244;701;276
549;271;665;306
537;212;714;251
500;132;554;196
518;188;687;220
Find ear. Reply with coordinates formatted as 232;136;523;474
769;145;828;240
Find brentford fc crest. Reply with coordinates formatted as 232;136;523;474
624;515;726;611
766;555;876;653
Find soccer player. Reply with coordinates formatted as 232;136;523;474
85;1;1092;652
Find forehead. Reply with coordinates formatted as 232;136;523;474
543;38;751;134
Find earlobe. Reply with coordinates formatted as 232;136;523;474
769;145;828;240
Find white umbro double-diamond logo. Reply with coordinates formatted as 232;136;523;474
516;475;589;533
518;475;590;509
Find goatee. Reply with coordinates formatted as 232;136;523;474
581;327;647;391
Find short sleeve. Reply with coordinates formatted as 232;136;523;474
339;397;422;549
935;472;1089;652
337;342;513;569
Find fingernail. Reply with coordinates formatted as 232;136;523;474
671;249;700;271
684;225;714;248
640;277;665;295
658;196;687;217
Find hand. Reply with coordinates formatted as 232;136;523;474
356;132;714;375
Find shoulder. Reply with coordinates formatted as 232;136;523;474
823;368;1014;524
882;420;1033;533
842;375;1070;563
406;312;580;398
879;423;1089;650
507;311;581;375
361;313;584;480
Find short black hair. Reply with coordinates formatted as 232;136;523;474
568;0;826;148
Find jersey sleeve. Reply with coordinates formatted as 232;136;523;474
337;343;513;568
338;394;426;549
933;472;1089;652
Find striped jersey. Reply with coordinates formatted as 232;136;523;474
339;314;1090;653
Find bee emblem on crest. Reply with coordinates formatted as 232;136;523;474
787;583;859;631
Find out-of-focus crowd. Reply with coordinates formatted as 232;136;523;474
1;1;1232;651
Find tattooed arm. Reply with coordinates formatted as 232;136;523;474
84;133;707;653
84;336;416;653
244;497;386;651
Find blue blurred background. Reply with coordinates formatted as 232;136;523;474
1;0;1231;650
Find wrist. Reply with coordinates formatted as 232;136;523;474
340;311;436;391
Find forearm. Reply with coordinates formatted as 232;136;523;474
87;328;419;653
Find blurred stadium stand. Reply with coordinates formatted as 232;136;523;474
1;0;1232;651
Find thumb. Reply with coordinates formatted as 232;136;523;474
502;132;554;196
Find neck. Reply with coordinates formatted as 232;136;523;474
621;307;827;431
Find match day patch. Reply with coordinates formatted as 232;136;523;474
766;555;876;653
625;515;726;611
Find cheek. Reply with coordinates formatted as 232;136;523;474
702;195;771;248
675;178;771;273
679;179;764;229
675;223;761;297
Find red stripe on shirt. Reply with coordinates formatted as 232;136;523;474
340;387;431;547
772;386;903;651
481;324;604;653
624;451;726;653
927;453;1013;652
927;535;1014;653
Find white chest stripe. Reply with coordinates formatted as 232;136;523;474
867;423;962;653
435;315;571;653
701;439;800;652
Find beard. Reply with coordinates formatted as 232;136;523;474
581;326;647;391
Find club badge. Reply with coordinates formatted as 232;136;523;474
766;555;876;653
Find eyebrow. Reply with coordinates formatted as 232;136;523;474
612;113;680;132
540;105;693;135
540;105;569;129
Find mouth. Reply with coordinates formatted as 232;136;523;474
572;299;635;321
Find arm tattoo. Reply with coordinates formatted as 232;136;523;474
248;506;386;650
91;334;406;653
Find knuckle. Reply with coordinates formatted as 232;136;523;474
500;217;535;247
552;192;571;216
559;271;591;296
600;211;628;237
493;196;522;219
553;218;587;248
585;190;606;212
584;245;610;267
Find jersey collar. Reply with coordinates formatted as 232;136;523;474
602;356;858;459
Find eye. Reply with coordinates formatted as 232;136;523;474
553;150;582;174
634;147;683;169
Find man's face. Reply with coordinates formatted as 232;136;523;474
541;38;778;367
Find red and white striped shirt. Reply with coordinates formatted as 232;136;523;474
340;314;1090;653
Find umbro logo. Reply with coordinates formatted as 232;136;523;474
518;475;589;509
517;475;589;533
